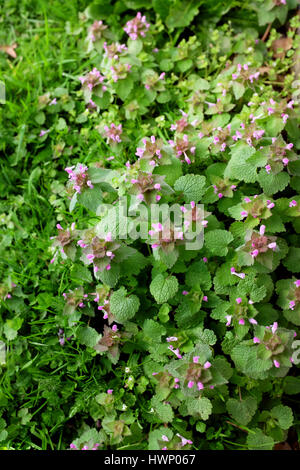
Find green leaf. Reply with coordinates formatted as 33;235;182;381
257;170;290;195
110;287;140;323
96;263;120;287
247;429;274;450
143;319;166;342
282;247;300;273
271;405;293;430
150;274;179;304
187;397;212;420
71;265;92;284
3;318;23;341
127;38;143;55
35;111;45;125
151;396;174;422
115;76;134;101
92;91;111;109
157;90;171;103
77;326;101;348
224;143;257;183
226;397;257;425
232;82;245;100
148;427;173;450
56;117;67;131
152;0;172;20
185;260;212;290
77;185;103;212
264;116;285;136
154;158;182;186
166;0;201;29
283;376;300;395
205;230;233;256
174;174;206;202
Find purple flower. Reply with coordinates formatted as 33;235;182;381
124;12;150;40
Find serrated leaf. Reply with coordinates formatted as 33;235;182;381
205;229;233;256
271;405;293;430
226;397;257;425
77;326;101;348
143;319;166;342
77;185;103;212
185;260;212;290
174;174;206;202
247;429;274;450
150;274;178;304
166;0;200;29
151;396;174;422
187;397;212;420
257;170;290;195
110;287;140;323
115;76;134;101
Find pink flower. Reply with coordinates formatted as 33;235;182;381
104;123;123;144
161;435;169;442
289;200;297;207
271;322;278;334
273;360;280;368
188;381;194;389
193;356;200;363
289;300;296;310
204;361;211;369
253;337;260;344
230;267;246;279
226;315;232;326
294;280;300;287
124;12;150;39
166;336;178;342
239;318;245;325
236;297;242;304
265;164;271;174
197;382;204;390
107;389;113;394
249;318;257;325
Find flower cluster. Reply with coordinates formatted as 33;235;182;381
123;12;150;40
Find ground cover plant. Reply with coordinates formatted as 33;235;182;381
0;0;300;451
